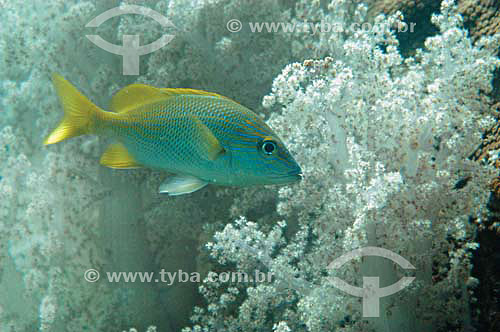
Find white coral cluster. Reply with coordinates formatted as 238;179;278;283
0;0;301;330
189;1;500;331
0;1;159;330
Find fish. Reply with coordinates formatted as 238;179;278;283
44;74;302;195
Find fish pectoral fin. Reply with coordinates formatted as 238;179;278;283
110;84;170;113
100;143;142;169
191;117;225;161
159;175;208;196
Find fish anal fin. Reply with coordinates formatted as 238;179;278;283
100;143;142;169
159;175;208;195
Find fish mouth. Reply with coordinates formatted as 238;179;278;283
271;170;303;184
290;172;303;181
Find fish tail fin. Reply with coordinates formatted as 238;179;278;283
44;73;103;145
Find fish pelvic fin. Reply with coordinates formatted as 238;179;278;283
44;73;103;145
159;175;208;196
100;143;142;169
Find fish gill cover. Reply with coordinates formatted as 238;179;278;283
0;0;499;331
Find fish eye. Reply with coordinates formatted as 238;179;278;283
260;139;277;155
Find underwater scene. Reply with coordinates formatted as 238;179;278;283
1;0;499;331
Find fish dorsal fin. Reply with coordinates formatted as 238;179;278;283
100;143;142;169
160;88;233;101
191;116;225;161
111;84;169;113
111;85;232;113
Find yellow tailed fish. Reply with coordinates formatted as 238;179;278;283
44;74;302;195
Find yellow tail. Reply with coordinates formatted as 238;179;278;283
44;73;103;145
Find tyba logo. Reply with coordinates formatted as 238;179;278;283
327;246;416;317
85;5;176;75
